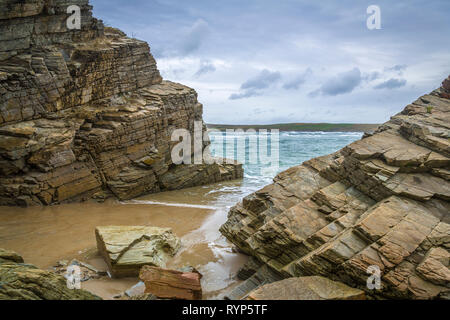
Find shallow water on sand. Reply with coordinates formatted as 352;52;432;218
0;192;248;299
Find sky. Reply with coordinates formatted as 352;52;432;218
90;0;450;124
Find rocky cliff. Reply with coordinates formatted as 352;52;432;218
221;77;450;299
0;0;242;206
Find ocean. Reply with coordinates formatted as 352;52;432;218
207;130;363;207
139;130;363;209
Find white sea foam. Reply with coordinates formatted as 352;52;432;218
121;199;217;209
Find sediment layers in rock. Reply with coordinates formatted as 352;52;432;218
0;248;100;300
95;226;181;277
247;276;365;300
0;0;242;206
139;266;203;300
221;77;450;300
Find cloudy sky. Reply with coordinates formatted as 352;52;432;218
91;0;450;124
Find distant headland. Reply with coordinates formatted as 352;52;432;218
207;123;380;132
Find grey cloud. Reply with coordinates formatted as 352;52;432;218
308;89;320;98
385;64;407;73
194;60;216;77
283;68;312;90
363;71;381;82
312;67;362;96
180;19;210;55
374;78;407;90
229;69;281;100
241;69;281;90
229;89;262;100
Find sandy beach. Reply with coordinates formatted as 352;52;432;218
0;193;248;299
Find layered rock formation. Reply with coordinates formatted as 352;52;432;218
0;0;242;206
95;226;181;277
139;265;203;300
221;77;450;300
247;276;365;300
0;248;100;300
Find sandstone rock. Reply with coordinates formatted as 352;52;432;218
440;76;450;99
248;276;365;300
177;265;203;279
224;265;283;300
0;248;24;264
0;248;100;300
0;0;243;206
416;247;450;286
443;77;450;91
139;265;202;300
237;257;263;280
95;226;181;277
221;76;450;300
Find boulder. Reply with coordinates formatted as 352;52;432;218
0;249;100;300
441;76;450;99
247;277;365;300
139;266;202;300
0;248;24;264
442;76;450;92
95;226;181;277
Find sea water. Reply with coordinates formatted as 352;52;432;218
206;130;363;207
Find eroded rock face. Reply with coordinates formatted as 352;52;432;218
221;77;450;300
0;0;242;206
0;248;100;300
247;276;365;300
95;226;181;277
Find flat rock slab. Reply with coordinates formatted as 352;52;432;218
95;226;181;278
248;276;365;300
139;266;202;300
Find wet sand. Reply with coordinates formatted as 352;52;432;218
0;194;247;300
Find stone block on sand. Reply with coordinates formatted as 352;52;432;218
139;266;202;300
95;226;181;277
